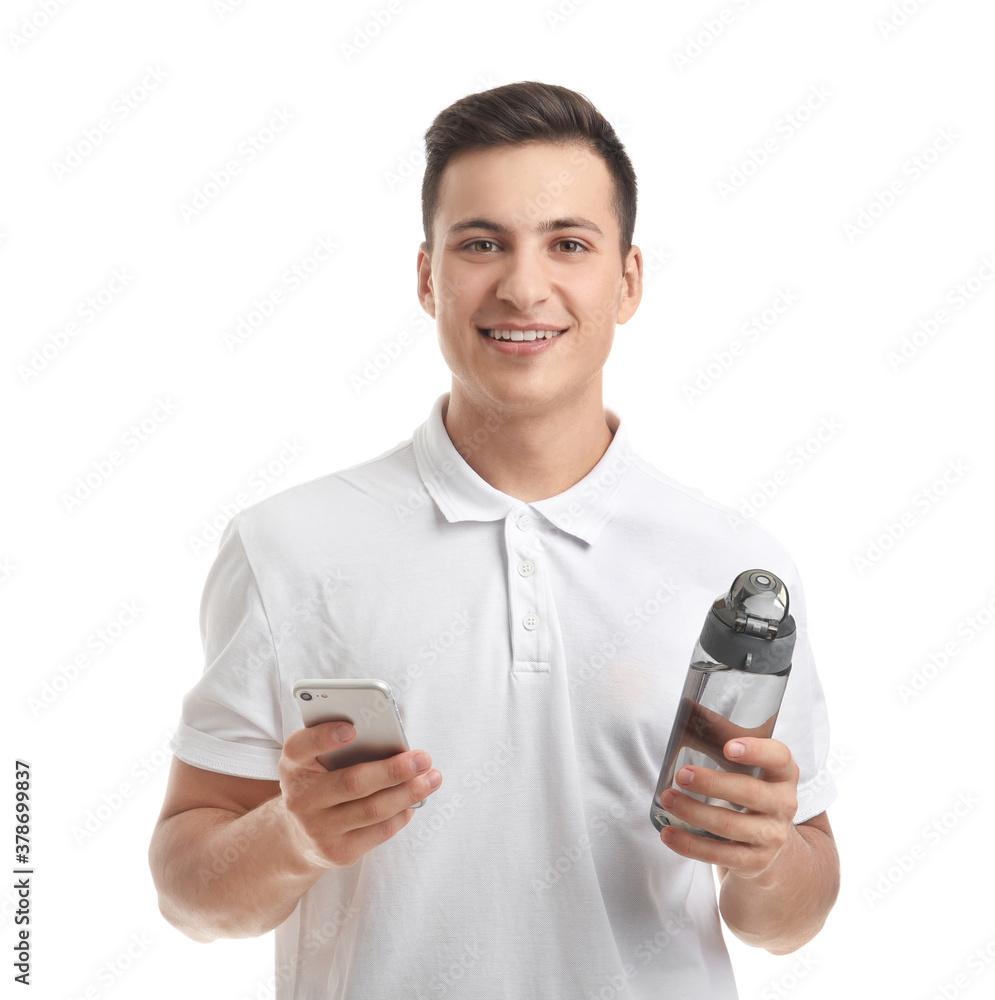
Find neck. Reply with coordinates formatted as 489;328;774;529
442;385;614;503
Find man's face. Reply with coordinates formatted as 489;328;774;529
417;141;642;420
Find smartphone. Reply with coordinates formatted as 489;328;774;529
292;678;423;807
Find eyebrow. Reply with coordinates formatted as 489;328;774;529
445;217;605;240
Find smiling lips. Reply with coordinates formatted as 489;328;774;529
482;328;565;341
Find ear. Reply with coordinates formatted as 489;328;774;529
617;244;643;325
416;242;436;319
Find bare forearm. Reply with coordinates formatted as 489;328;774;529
149;797;325;942
718;823;839;955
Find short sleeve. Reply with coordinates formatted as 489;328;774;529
169;514;284;779
771;559;838;824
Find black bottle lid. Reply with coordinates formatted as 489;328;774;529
699;569;796;675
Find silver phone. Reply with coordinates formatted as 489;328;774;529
292;678;423;807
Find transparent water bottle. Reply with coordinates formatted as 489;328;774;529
650;569;796;840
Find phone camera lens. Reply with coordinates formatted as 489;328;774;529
300;692;313;701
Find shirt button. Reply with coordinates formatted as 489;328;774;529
523;613;539;630
516;514;533;531
518;560;535;577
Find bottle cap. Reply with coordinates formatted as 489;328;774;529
699;569;796;674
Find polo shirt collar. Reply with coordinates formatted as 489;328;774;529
412;392;629;545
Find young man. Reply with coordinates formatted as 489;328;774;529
150;82;838;998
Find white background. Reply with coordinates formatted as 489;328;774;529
4;1;994;998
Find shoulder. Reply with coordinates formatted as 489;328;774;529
624;450;781;544
618;449;805;604
221;435;418;562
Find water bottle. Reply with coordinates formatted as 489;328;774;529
650;569;796;840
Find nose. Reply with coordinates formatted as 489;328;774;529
494;243;553;312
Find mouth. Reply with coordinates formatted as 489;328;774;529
478;328;567;341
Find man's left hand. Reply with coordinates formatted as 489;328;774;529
658;737;799;880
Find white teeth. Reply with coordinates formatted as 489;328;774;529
485;329;564;341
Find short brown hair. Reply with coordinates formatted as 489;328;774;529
421;81;637;268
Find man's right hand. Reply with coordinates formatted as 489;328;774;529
149;725;441;940
279;721;442;869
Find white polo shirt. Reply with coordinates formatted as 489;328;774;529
171;391;836;1000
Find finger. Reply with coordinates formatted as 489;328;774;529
280;723;362;806
322;801;418;868
282;721;357;770
660;787;762;844
671;765;787;816
724;738;798;783
658;817;756;870
333;766;443;835
326;749;437;811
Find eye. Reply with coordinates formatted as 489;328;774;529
463;239;498;252
556;240;586;253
